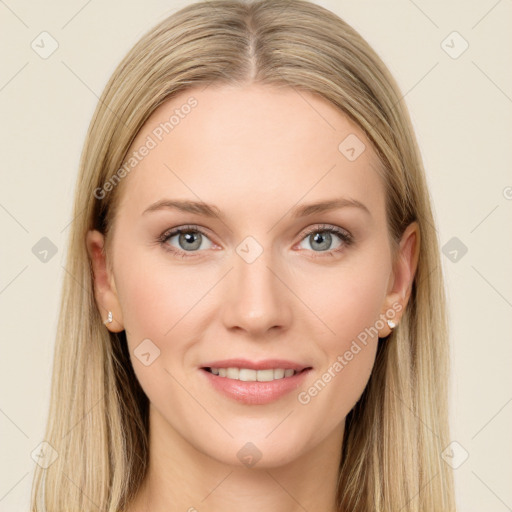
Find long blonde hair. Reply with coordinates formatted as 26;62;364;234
31;1;455;510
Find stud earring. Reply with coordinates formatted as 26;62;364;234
387;319;396;329
103;311;113;325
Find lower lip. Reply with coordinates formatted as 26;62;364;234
200;368;311;405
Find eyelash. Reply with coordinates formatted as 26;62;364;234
157;223;354;259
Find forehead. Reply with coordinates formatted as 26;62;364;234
116;84;386;222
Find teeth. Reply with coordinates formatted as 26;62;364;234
274;368;285;379
226;367;239;379
239;368;257;381
208;367;299;381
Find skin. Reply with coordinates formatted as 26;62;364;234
86;83;419;512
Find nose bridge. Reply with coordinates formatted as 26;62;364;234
221;236;290;334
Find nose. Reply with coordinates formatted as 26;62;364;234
220;248;292;338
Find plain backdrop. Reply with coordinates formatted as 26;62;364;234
1;1;511;510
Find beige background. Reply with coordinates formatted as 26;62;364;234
1;1;511;510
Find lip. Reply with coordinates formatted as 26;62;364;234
199;359;312;405
200;358;310;372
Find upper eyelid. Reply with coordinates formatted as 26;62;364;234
302;223;350;236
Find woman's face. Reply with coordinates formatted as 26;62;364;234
88;84;415;468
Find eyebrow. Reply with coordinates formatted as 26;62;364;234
142;197;371;219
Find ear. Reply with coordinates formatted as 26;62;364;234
86;229;125;333
378;221;420;337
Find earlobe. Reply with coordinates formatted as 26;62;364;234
378;221;420;338
85;229;125;333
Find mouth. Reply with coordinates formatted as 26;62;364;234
199;361;313;405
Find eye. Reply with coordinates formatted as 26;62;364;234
296;224;353;257
158;225;214;257
157;223;354;259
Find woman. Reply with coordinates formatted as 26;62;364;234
30;0;456;510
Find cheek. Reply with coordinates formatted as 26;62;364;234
114;250;207;339
296;257;388;412
304;258;388;350
113;254;205;400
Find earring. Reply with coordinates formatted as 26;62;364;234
103;311;113;325
387;319;397;329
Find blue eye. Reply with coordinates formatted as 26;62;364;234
157;224;353;259
158;225;213;257
297;224;353;257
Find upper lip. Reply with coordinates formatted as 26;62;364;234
200;358;312;372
